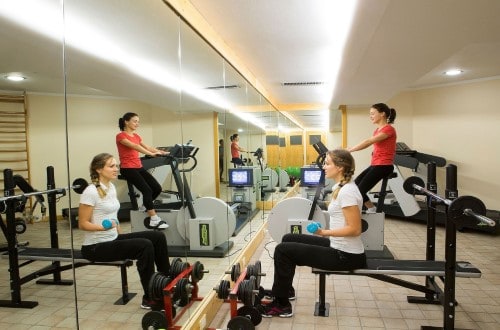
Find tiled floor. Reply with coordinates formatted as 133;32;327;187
209;216;500;329
1;193;499;329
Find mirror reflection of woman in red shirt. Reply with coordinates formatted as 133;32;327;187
230;133;247;166
116;112;168;229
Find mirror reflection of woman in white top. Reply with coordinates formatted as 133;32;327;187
79;153;170;310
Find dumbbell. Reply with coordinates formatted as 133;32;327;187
306;221;321;234
102;219;118;230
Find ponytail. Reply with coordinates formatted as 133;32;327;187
372;103;396;124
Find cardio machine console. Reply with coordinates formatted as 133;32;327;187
396;142;416;156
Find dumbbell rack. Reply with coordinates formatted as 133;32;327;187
142;260;206;330
211;261;264;330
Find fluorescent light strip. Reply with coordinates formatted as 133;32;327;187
0;0;231;110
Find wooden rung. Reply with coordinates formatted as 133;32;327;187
0;159;27;163
0;97;24;103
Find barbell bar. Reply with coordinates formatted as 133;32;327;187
0;178;88;203
463;208;496;227
404;178;495;228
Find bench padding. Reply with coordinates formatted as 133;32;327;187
1;247;133;266
313;259;481;278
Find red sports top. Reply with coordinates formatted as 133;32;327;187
116;131;142;168
231;141;240;158
371;125;397;165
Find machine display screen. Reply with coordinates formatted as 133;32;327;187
300;167;323;187
228;168;253;187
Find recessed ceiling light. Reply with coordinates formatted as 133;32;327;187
5;74;26;81
444;69;463;76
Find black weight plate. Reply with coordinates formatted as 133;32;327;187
231;263;241;282
181;261;189;273
148;272;163;301
141;310;168;330
239;280;254;306
191;261;204;282
217;280;230;300
246;276;257;307
403;176;425;195
237;279;249;303
449;196;486;223
72;178;88;194
176;278;190;307
253;261;262;288
245;264;254;280
248;275;257;290
173;278;186;302
236;280;245;302
237;305;262;326
227;315;255;330
170;257;183;277
156;275;172;302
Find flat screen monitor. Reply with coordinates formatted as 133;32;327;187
300;167;323;187
228;168;253;187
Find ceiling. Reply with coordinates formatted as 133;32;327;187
1;0;500;132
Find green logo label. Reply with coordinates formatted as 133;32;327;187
291;225;301;234
200;224;209;246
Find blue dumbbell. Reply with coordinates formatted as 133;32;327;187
102;219;113;230
306;221;321;234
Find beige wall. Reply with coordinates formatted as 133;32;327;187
340;78;500;211
409;79;500;210
26;94;217;215
152;109;217;198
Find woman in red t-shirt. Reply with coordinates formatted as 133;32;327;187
230;133;247;166
116;112;168;229
348;103;397;213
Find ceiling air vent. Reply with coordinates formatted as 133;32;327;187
281;81;324;86
205;84;240;90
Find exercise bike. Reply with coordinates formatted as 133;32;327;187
129;142;236;257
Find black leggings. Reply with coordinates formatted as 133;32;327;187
354;165;394;204
272;234;366;299
231;157;243;167
81;230;170;299
120;167;162;211
219;157;224;179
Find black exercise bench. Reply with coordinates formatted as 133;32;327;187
0;247;136;307
312;258;481;317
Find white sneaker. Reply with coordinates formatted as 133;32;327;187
149;217;169;229
138;205;147;212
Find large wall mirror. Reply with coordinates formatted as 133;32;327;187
0;0;77;319
0;0;306;328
